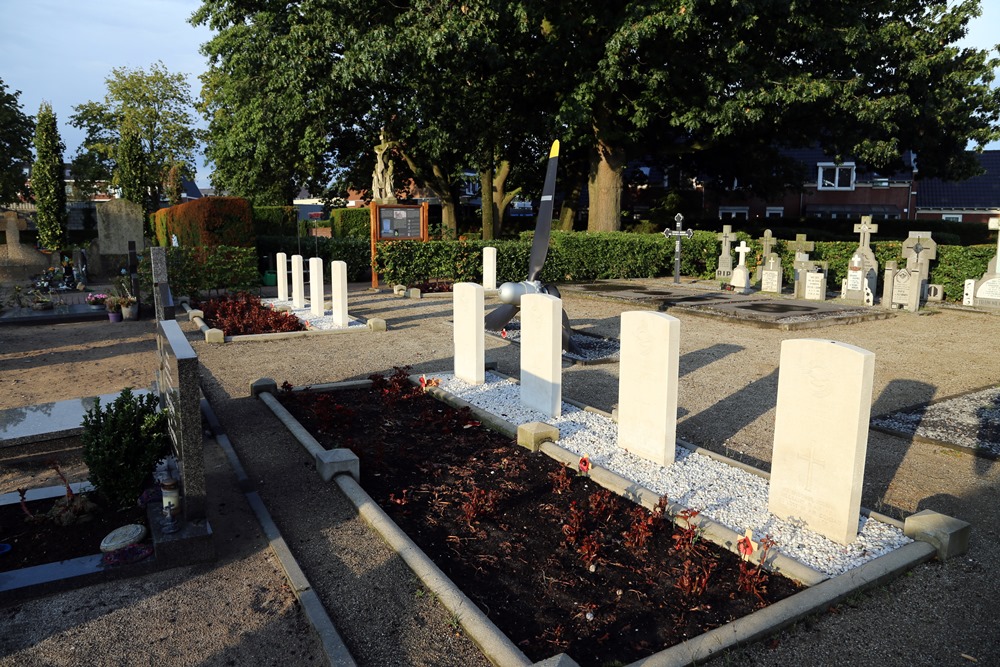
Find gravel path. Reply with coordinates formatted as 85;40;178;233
2;284;999;666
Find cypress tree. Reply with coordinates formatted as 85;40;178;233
32;101;67;250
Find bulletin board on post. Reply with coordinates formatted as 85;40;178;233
370;202;430;288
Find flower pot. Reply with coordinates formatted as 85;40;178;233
108;311;123;323
88;304;105;311
31;301;53;311
121;303;139;320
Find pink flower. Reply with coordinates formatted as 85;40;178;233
500;328;507;339
737;529;757;561
578;455;591;475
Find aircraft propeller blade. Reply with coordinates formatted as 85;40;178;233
484;303;520;332
527;140;560;282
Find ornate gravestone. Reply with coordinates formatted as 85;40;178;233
760;253;783;294
662;213;693;284
968;218;1000;309
715;225;736;281
843;216;879;306
754;229;776;285
729;241;752;294
888;263;921;313
788;234;822;300
902;232;937;301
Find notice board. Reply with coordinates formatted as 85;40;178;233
370;202;430;287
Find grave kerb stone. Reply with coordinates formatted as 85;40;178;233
617;311;680;467
768;338;875;545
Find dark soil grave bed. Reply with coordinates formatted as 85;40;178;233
197;292;305;336
277;371;801;666
0;491;148;573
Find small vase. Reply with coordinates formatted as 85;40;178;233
108;311;123;323
121;303;139;320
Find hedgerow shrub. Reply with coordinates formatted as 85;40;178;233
153;197;254;247
257;235;371;281
137;245;259;301
253;206;298;236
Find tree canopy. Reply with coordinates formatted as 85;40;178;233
70;61;198;216
0;78;33;205
192;0;1000;232
32;102;68;250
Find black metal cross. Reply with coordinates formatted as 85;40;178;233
662;213;693;284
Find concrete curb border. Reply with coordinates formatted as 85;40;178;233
181;302;378;344
199;398;357;667
258;378;947;666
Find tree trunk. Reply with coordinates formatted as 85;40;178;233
492;160;518;238
558;178;584;231
480;167;495;240
440;196;458;239
587;141;626;232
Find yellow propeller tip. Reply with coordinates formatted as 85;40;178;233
549;140;559;158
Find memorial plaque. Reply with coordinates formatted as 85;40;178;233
762;270;780;293
976;277;1000;300
380;208;423;238
892;269;911;305
847;266;863;292
805;272;825;300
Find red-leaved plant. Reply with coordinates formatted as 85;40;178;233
198;292;304;336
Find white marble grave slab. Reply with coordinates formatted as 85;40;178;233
483;246;497;291
309;257;324;316
617;311;679;466
768;339;874;545
520;293;562;417
331;260;349;326
453;283;485;385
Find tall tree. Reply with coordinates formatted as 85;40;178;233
0;78;33;205
545;0;1000;230
115;115;147;207
32;102;67;250
70;62;198;216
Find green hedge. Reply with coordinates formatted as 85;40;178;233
252;206;298;237
137;245;258;301
310;208;371;239
371;230;996;302
256;235;371;282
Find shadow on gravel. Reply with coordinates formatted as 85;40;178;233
679;369;779;452
680;343;744;377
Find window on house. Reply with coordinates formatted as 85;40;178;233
765;207;784;218
817;163;856;191
719;207;749;220
942;214;962;222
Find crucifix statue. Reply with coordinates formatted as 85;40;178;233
662;213;693;284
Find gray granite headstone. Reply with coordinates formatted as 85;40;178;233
156;319;205;522
902;232;937;301
97;199;144;255
150;247;175;321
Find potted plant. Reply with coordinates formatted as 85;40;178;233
29;289;53;311
114;274;140;320
105;296;122;322
85;292;108;310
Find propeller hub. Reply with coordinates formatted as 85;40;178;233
498;280;543;305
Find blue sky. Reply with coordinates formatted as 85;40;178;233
1;0;999;189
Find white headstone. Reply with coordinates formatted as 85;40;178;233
768;339;875;545
760;254;783;294
520;293;562;418
291;255;305;309
804;271;826;300
483;246;497;291
729;241;752;293
331;260;349;326
617;311;680;467
453;283;485;385
309;257;324;316
276;252;288;301
964;279;976;306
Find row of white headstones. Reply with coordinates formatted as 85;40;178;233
274;252;351;326
454;284;873;547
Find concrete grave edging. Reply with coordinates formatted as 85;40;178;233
181;302;380;344
256;376;951;665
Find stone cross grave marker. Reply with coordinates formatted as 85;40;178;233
150;247;175;322
753;229;775;284
760;252;783;294
520;293;562;418
617;311;680;467
453;283;485;385
277;252;289;301
331;260;349;327
156;319;207;522
788;234;817;299
843;216;879;305
969;217;1000;308
902;232;937;301
482;246;497;291
730;241;752;294
715;225;736;281
662;213;693;284
768;338;875;545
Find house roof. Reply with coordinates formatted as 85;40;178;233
916;151;1000;209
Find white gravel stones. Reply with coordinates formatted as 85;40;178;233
436;371;911;577
264;298;365;331
873;385;1000;457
